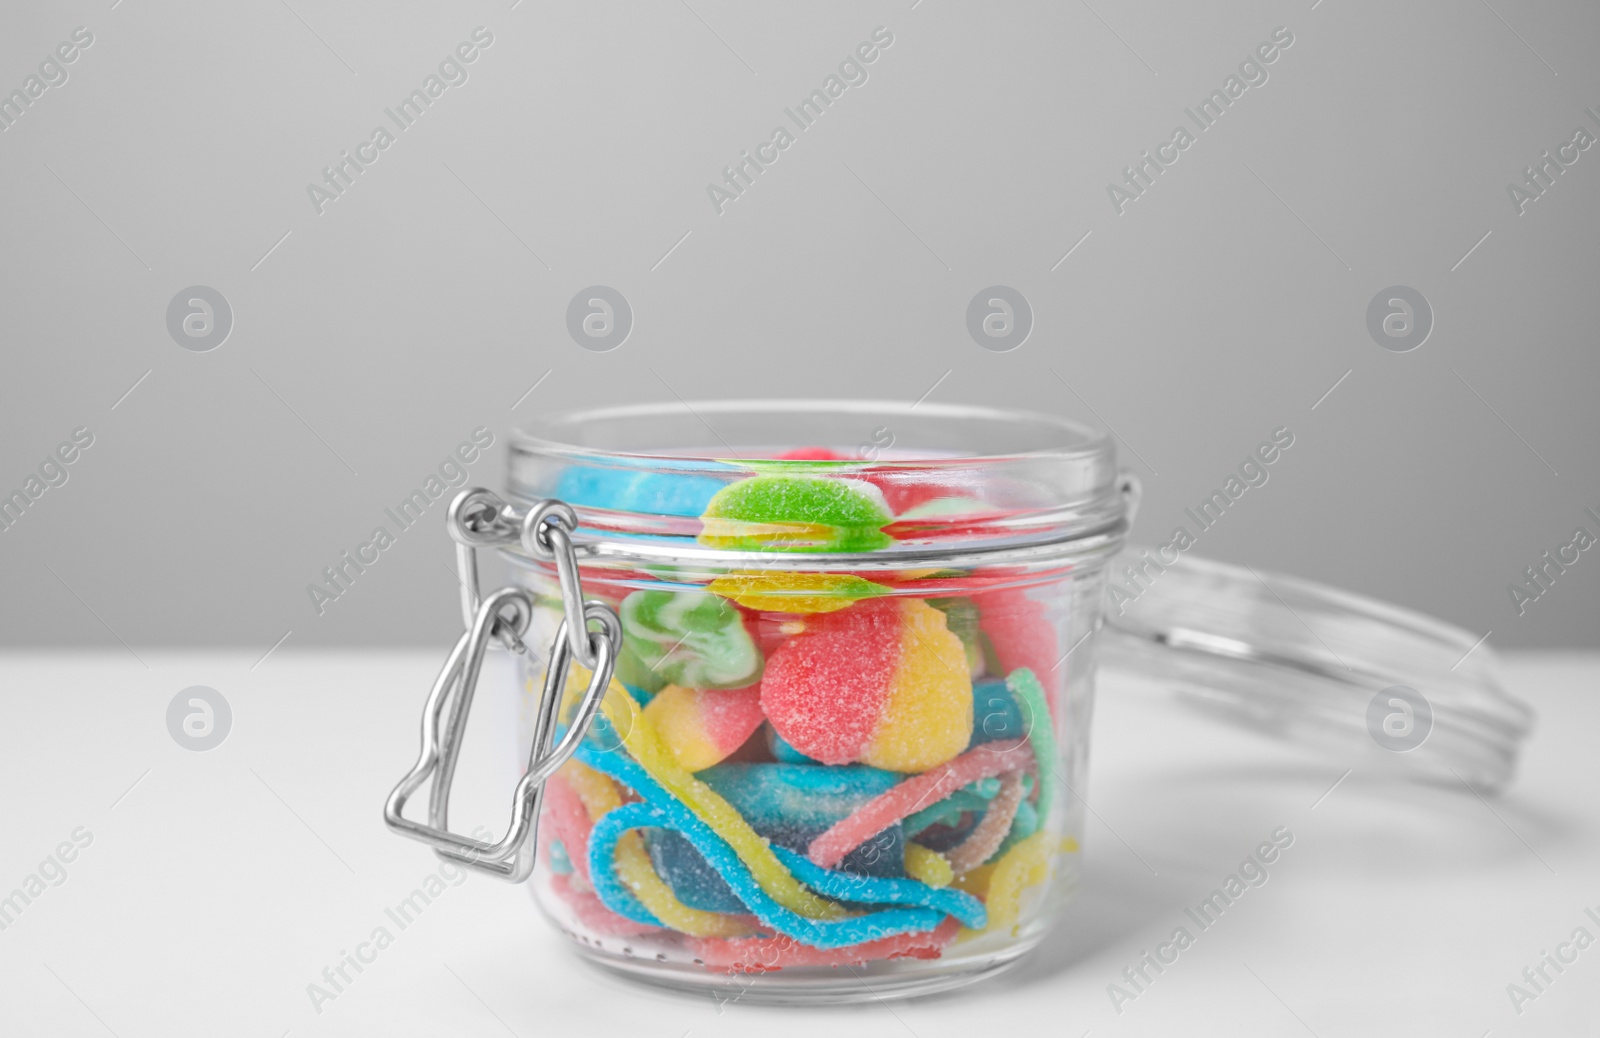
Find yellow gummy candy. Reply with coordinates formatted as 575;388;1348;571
861;599;974;773
965;834;1078;937
903;843;954;889
706;570;888;614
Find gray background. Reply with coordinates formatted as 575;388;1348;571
2;0;1596;655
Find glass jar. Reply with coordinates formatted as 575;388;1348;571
384;399;1532;1004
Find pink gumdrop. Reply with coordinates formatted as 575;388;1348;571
975;586;1062;713
775;447;848;460
646;684;767;771
699;685;765;750
758;599;901;765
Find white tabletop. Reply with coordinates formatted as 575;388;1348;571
1;650;1594;1037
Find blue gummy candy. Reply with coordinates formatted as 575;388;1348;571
643;828;746;913
765;726;819;765
548;838;573;875
699;763;905;876
580;786;986;944
554;465;724;518
969;678;1027;746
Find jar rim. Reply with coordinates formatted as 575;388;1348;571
511;398;1115;466
505;398;1128;573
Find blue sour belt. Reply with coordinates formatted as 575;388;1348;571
575;745;987;946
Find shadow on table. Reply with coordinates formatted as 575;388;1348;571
973;758;1584;996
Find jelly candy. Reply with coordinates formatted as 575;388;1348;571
759;598;973;773
641;684;765;771
944;771;1024;874
969;677;1027;746
699;762;905;877
614;590;763;693
706;570;889;614
688;916;961;974
699;474;893;553
806;739;1033;870
554;464;725;517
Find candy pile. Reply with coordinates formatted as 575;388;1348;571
531;464;1075;974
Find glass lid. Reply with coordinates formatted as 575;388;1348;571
1103;548;1534;793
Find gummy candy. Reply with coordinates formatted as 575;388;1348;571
806;739;1034;870
615;590;763;693
699;474;894;553
759;598;973;773
687;917;961;974
706;570;889;614
642;684;765;771
903;843;954;889
554;464;725;517
945;771;1024;875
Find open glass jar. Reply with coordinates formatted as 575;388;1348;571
384;399;1531;1004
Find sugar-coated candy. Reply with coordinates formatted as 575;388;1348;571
643;829;746;912
698;474;893;553
549;765;751;938
554;463;725;517
975;587;1061;710
1004;668;1057;824
774;447;848;461
583;782;978;948
760;598;973;773
614;590;763;694
699;762;905;877
966;833;1071;935
642;684;765;771
576;670;847;921
970;677;1027;746
903;843;954;889
944;771;1024;874
688;917;961;974
765;726;818;764
706;570;889;614
806;740;1034;869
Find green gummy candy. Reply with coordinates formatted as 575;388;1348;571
699;475;893;553
614;590;763;692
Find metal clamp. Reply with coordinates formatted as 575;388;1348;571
383;489;622;881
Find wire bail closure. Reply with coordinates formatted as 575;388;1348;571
383;489;622;881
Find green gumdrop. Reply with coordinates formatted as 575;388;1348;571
614;590;763;691
700;475;893;553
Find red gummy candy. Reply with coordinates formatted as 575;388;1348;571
775;447;849;461
687;917;960;973
758;599;901;765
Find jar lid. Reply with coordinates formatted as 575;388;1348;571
1102;549;1533;793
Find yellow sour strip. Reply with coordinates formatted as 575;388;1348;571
566;669;847;922
559;761;750;938
903;843;954;889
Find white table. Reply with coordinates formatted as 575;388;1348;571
2;651;1594;1036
